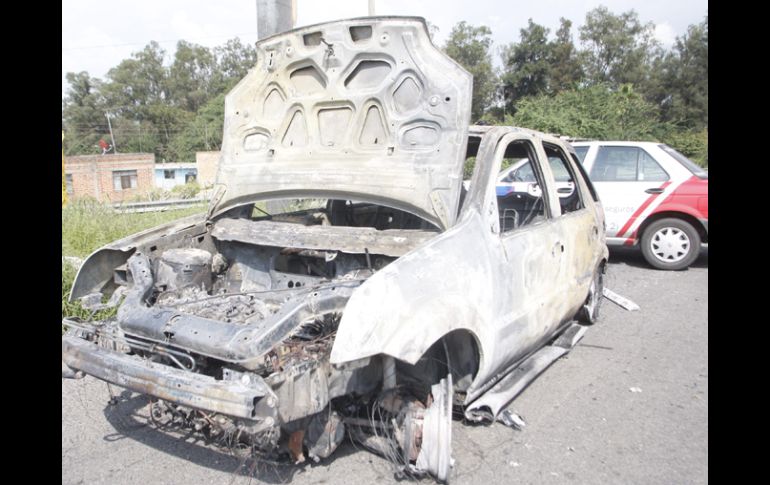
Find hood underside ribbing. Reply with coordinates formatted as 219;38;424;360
212;16;473;229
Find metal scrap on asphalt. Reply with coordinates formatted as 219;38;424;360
497;409;526;430
603;288;640;311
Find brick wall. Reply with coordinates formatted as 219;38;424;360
65;153;156;202
195;151;221;188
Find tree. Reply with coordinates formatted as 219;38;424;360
660;128;708;167
547;18;583;93
63;36;266;160
62;72;109;155
167;93;226;162
212;38;259;92
109;118;160;154
168;41;216;112
145;104;194;161
101;42;170;118
578;6;661;94
500;19;552;111
659;16;708;129
443;21;497;121
511;84;662;141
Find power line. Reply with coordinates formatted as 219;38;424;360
62;32;259;51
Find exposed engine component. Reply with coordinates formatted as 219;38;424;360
156;286;281;325
149;399;281;458
156;248;213;291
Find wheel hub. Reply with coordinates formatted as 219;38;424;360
650;227;690;263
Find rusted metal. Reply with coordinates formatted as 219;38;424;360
62;335;277;421
288;429;306;463
212;218;437;258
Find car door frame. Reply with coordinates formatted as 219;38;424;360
473;131;571;380
539;139;605;315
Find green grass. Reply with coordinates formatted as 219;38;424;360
62;199;207;322
62;199;207;258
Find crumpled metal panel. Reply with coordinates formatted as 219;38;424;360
61;335;277;420
69;212;208;301
212;17;472;229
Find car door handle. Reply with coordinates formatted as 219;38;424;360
557;187;572;194
645;188;664;194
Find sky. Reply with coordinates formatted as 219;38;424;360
62;0;708;97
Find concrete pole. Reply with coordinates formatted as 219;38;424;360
369;0;375;16
257;0;294;40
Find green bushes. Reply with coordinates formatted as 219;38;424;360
127;181;201;203
171;180;201;199
509;84;662;141
660;128;708;167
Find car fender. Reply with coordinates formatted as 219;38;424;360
330;212;495;370
649;202;706;222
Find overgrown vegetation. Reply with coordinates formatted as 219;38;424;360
170;180;201;199
507;83;662;141
62;199;206;258
122;181;202;202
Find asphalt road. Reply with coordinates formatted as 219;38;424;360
61;247;708;485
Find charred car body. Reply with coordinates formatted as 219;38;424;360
62;17;608;482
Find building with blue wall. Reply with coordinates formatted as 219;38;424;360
154;164;198;190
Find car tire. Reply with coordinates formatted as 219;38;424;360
576;266;603;325
640;218;701;270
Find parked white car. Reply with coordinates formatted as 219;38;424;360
571;141;708;270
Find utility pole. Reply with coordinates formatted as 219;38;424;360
256;0;294;40
106;113;118;154
369;0;375;16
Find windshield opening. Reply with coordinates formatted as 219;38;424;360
218;198;441;232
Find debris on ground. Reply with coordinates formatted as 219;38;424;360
603;288;641;311
496;409;526;430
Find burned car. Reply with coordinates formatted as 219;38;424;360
61;17;608;483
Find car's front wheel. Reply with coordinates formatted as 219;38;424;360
576;265;604;325
641;218;701;270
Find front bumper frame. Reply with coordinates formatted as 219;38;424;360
62;335;277;421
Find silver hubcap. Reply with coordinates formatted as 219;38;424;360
650;227;690;263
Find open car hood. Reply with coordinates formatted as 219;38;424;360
211;17;472;229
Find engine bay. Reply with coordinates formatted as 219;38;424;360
62;198;454;475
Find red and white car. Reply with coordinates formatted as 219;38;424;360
571;141;708;270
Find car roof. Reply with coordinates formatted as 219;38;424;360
468;125;571;148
